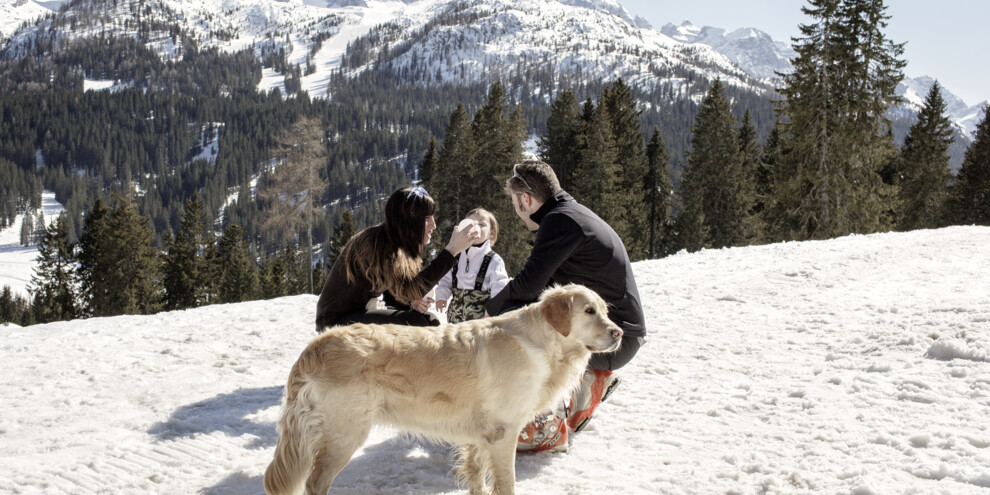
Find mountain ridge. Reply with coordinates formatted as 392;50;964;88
0;0;766;101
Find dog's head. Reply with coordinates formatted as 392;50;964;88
539;284;623;353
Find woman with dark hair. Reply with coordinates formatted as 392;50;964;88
315;185;480;331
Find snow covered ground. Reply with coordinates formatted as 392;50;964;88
1;226;988;494
0;191;65;298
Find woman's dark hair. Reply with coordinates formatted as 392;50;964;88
341;185;437;304
384;185;436;258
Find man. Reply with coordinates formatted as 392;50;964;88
486;160;646;452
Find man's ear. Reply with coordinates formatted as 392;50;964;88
540;290;572;337
518;191;534;212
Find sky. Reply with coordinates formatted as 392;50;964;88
621;0;990;106
1;225;989;493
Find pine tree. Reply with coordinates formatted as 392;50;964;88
949;105;990;225
419;136;438;187
671;165;709;253
468;82;528;272
538;89;581;191
0;286;13;324
775;0;904;240
212;224;259;304
602;79;649;260
27;214;77;323
34;210;46;244
760;123;785;241
677;80;752;250
572;98;620;228
20;211;33;246
328;209;355;268
77;197;162;317
644;127;673;258
163;193;210;310
260;251;288;300
738;110;766;243
896;82;954;230
430;103;476;254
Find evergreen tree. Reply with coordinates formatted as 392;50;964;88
677;80;752;250
602;79;649;260
163;193;210;310
738;110;767;243
896;82;954;230
430;103;476;255
949;105;990;225
671;163;709;253
644;127;673;258
34;210;46;244
20;211;33;246
1;287;33;327
328;209;355;268
469;82;528;272
77;197;162;317
260;251;289;299
212;224;259;304
775;0;904;240
419;136;438;187
538;89;581;191
1;286;13;324
27;214;77;323
572;98;621;228
760;123;785;241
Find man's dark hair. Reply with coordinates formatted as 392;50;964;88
506;160;561;202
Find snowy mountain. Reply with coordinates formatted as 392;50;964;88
0;0;52;41
0;0;764;100
2;226;989;493
898;75;989;139
659;21;796;81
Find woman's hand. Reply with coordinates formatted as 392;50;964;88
411;297;434;314
445;220;481;255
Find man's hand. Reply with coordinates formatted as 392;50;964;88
435;299;448;312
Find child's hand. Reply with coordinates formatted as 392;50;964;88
435;299;447;312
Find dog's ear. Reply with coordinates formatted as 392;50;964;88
540;290;572;337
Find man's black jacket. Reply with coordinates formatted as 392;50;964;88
485;190;646;338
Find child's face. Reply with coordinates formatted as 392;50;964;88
468;213;492;243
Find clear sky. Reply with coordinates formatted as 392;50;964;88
620;0;989;106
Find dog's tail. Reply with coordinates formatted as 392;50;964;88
264;370;318;495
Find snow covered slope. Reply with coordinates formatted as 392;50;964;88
1;226;988;494
0;0;52;41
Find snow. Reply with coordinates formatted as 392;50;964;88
82;79;134;93
1;225;989;494
0;191;65;298
0;0;51;40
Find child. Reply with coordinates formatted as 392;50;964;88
435;208;509;323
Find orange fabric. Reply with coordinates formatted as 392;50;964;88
517;413;568;452
566;369;612;431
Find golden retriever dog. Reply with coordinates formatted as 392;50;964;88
263;284;623;495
